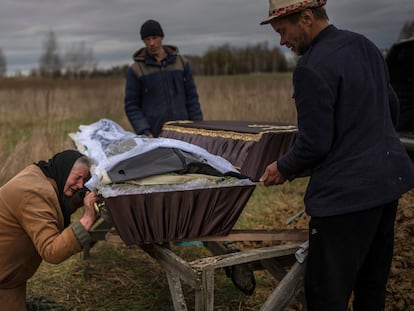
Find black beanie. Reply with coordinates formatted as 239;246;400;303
140;19;164;39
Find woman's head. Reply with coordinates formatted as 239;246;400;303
36;150;93;227
37;150;93;198
63;156;92;197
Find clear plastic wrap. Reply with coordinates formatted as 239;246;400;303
69;119;254;198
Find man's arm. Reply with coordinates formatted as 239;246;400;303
388;84;400;128
19;191;91;264
124;67;152;135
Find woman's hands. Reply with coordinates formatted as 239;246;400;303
79;191;98;231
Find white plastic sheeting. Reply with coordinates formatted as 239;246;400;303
69;119;254;197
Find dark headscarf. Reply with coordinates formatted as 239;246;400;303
36;150;83;227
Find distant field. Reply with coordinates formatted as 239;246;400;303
0;74;295;184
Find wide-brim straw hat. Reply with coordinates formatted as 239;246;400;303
260;0;327;25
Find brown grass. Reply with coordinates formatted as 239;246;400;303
0;74;303;310
0;74;295;185
196;73;296;122
0;78;128;183
2;75;411;310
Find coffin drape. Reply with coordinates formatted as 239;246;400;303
161;120;298;181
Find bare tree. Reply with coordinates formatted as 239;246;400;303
0;48;6;77
197;42;289;75
63;41;98;78
39;30;62;77
399;20;414;40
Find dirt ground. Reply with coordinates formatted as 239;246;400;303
385;189;414;311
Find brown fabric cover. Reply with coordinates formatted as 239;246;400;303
105;184;255;245
161;120;297;181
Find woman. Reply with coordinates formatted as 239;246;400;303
0;150;97;310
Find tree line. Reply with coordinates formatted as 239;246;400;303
78;42;291;77
0;30;290;78
0;21;413;78
399;20;414;41
36;31;97;78
186;42;290;75
0;31;98;78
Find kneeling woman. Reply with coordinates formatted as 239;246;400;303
0;150;97;310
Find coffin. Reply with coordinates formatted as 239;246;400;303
161;120;298;181
70;119;257;244
104;184;255;245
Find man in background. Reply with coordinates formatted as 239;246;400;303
259;0;414;310
124;18;256;296
124;19;202;137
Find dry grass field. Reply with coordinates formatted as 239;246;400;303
0;75;413;310
0;74;296;184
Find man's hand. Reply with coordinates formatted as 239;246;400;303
79;191;97;231
259;161;286;186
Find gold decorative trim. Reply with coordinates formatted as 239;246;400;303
162;121;297;142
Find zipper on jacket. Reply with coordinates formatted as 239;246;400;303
160;61;174;118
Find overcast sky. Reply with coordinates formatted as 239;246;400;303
1;0;413;75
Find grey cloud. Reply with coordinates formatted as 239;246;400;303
1;0;413;74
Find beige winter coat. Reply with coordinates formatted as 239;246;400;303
0;165;82;310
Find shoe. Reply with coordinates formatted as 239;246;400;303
26;296;65;311
229;264;256;296
224;248;256;296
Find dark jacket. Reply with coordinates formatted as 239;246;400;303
124;45;202;137
277;25;414;217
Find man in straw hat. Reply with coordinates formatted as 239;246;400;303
259;0;414;310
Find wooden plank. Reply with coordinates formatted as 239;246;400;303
142;244;197;287
260;258;307;307
104;229;308;244
165;270;188;311
190;243;301;271
194;268;215;311
260;261;306;311
105;232;124;244
176;229;308;242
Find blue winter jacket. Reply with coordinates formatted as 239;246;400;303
277;25;414;217
124;45;202;137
